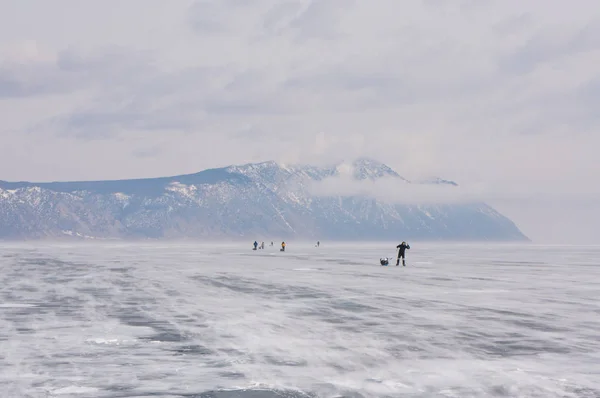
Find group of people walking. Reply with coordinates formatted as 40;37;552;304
252;240;323;252
253;241;286;251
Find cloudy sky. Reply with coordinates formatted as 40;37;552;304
1;0;599;243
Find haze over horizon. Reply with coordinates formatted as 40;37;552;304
1;0;599;244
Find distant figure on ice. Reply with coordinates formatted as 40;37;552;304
270;241;273;246
260;242;265;249
281;241;286;252
396;241;410;266
316;241;320;247
253;241;258;250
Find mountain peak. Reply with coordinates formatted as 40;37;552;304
220;158;404;182
332;157;404;181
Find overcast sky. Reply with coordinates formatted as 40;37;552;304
1;0;599;243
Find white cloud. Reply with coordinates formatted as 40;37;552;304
0;0;599;242
308;175;468;205
308;166;600;206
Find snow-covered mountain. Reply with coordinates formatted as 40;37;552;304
0;158;528;241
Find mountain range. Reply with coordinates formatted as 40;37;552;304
0;158;528;241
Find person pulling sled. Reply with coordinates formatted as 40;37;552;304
396;241;410;266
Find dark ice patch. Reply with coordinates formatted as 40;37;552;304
218;348;246;356
564;386;600;397
335;325;362;333
75;286;113;297
192;275;263;295
285;285;330;300
387;343;427;358
429;277;455;281
170;344;213;356
472;338;571;358
264;355;308;367
105;383;137;394
510;319;571;333
362;321;380;327
140;331;189;343
196;390;315;398
109;267;131;273
321;317;345;324
36;294;86;318
114;310;156;327
218;371;245;379
15;284;38;292
330;300;377;313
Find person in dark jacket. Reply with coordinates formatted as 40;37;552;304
396;241;410;266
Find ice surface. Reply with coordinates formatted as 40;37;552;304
1;241;599;397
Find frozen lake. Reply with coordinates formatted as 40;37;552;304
1;241;599;397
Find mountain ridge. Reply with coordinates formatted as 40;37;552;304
0;158;434;188
0;158;528;241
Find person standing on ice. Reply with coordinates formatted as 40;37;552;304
396;241;410;266
253;241;258;250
